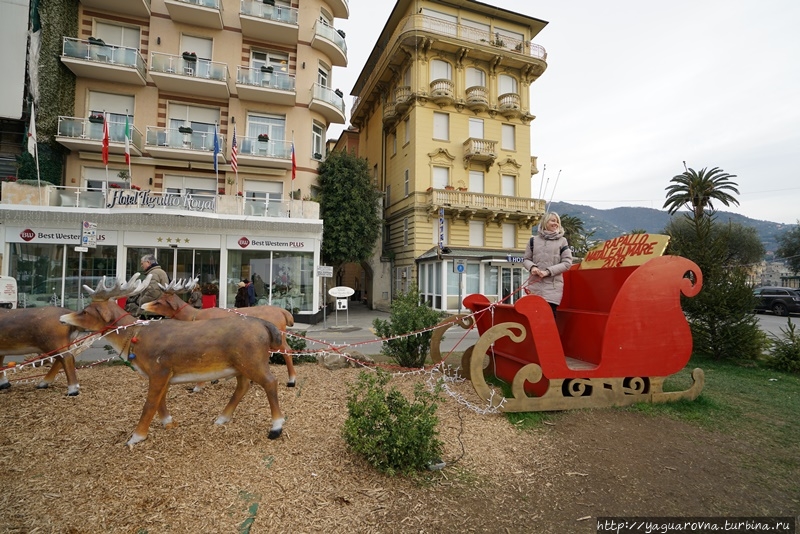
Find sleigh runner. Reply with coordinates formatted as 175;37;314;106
431;237;705;412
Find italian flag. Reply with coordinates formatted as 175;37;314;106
124;115;131;166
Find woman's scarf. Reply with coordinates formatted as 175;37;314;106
538;212;565;240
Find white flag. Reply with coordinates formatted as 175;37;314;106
27;105;37;156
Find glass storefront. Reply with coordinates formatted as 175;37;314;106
227;249;314;312
10;243;117;309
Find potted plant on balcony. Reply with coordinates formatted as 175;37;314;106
117;170;130;181
444;185;455;190
260;65;274;73
182;51;197;61
257;133;270;142
263;0;275;5
178;125;193;134
337;29;346;39
334;88;343;98
88;113;104;124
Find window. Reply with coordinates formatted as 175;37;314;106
501;174;516;196
181;35;213;77
502;223;516;248
246;113;286;156
243;179;283;201
385;185;391;207
88;91;134;142
95;22;140;49
469;170;484;193
461;18;490;43
431;59;452;81
403;66;411;87
164;175;216;195
403;117;410;145
391;132;397;155
433;112;449;141
251;50;289;73
317;65;329;88
502;124;515;151
466;263;480;294
403;217;409;246
404;169;409;197
465;67;486;88
167;104;219;151
499;74;518;95
422;8;457;36
312;121;324;158
432;166;449;189
469;220;484;246
468;118;484;139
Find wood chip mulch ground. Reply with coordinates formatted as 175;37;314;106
1;359;797;533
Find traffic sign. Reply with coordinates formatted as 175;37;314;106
81;221;97;248
454;259;466;273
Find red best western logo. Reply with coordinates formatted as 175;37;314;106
238;237;250;248
20;229;36;242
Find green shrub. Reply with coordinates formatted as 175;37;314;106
270;330;315;364
342;370;443;476
768;319;800;373
373;288;446;368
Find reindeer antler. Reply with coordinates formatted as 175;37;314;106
185;276;200;291
159;279;187;294
84;273;152;302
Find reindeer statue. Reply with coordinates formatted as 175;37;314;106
0;307;91;395
141;278;298;387
60;275;286;446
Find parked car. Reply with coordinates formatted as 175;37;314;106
753;286;800;317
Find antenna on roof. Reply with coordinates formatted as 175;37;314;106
545;169;562;214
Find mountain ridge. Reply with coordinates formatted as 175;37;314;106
549;202;794;257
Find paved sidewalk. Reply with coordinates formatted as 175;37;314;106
55;301;479;361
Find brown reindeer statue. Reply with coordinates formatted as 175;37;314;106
0;307;91;395
60;275;286;446
141;278;298;387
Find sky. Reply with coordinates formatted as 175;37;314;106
329;1;800;225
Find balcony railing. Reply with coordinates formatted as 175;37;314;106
427;188;544;213
145;126;223;153
164;0;223;29
309;84;346;124
240;0;298;24
150;52;228;82
311;21;347;67
62;37;147;76
57;116;144;152
1;182;317;219
314;22;347;54
237;66;295;91
236;136;292;160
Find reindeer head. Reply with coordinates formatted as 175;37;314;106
61;274;152;330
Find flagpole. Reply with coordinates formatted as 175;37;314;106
125;109;132;181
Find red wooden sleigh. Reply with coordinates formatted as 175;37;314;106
431;244;705;412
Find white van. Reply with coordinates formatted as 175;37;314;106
0;276;18;309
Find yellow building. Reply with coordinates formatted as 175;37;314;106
1;0;350;322
349;0;548;312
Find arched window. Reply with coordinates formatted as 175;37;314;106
499;74;518;95
431;59;452;81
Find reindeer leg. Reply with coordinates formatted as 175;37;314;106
283;336;297;387
128;373;172;446
215;376;250;425
36;357;64;390
157;392;177;430
251;370;284;440
61;353;80;396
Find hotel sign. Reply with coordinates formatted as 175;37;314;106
226;235;313;251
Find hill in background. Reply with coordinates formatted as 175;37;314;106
549;202;794;257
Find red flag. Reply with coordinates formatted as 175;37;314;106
101;114;110;166
291;142;296;180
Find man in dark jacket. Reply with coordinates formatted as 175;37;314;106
124;254;169;318
244;279;257;306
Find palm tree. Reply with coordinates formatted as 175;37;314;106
663;166;740;220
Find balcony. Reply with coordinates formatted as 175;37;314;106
1;182;319;219
498;93;522;119
164;0;223;30
78;0;151;18
463;138;497;171
465;86;489;113
55;116;144;158
236;66;296;106
149;52;230;99
429;79;454;106
382;102;397;125
310;21;347;67
144;126;225;163
61;37;147;86
235;136;293;169
425;188;544;227
394;86;412;113
309;84;346;124
325;0;349;19
239;0;299;45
